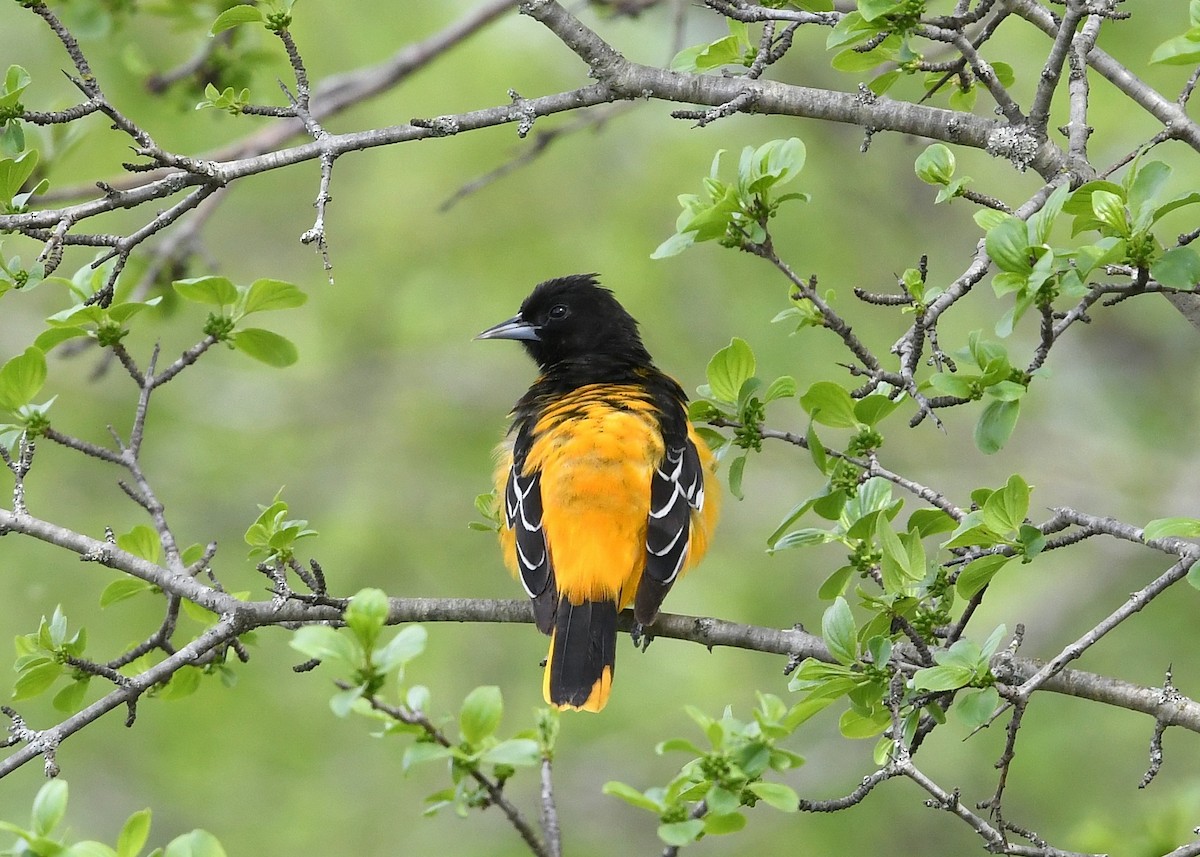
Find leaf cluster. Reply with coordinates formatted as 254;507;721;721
652;139;808;258
0;780;226;857
12;607;88;713
689;337;796;498
289;589;545;819
603;696;803;847
172;275;307;366
244;491;318;563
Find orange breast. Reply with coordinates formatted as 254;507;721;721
494;384;720;608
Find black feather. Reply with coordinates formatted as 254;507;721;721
504;468;556;634
547;598;617;708
636;436;706;625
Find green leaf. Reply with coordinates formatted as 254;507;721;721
34;326;90;353
858;0;902;22
985;216;1033;274
1090;190;1129;236
108;298;162;324
1018;523;1046;559
0;346;46;412
240;279;307;315
806;421;828;474
944;521;1006;552
0;151;38;201
727;453;746;501
799;381;859;428
161;830;227;857
657;737;705;756
1028;183;1070;245
1151;191;1200;225
64;842;119;857
926;372;975;399
991;61;1016;86
401;741;453;773
374;625;427;673
853;394;902;427
232;328;299;367
707;338;756;403
767;494;820;548
117;809;152;857
1152;246;1200;288
117;525;162;565
344;587;389;644
973;208;1009;232
1065;180;1124;217
1143;517;1200;541
827;11;871;49
0;65;31;105
156;666;201;701
210;4;264;35
908;508;957;538
869;69;901;95
705;785;740;816
330;685;364;717
671;28;748;72
912;663;974;692
1151;31;1200;65
831;40;898;73
954;687;1000;730
650;230;696;260
480;738;540;767
1128;161;1173;231
602;781;664;812
838;706;890;738
48;606;68;648
974;398;1020;454
817;565;854;600
460;685;503;744
288;625;359;665
877;516;922;593
53;677;90;712
657;820;704;847
821;597;857;665
914;144;955;186
770;527;837;552
406;684;430;712
948;86;978;112
100;578;156;608
762;375;797;404
743;137;807;194
703;812;747;835
812;488;848;521
747;781;799;812
13;661;61;700
32;780;68;836
982;474;1029;535
173;276;238;307
955;553;1011;599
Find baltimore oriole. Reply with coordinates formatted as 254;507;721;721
476;274;720;712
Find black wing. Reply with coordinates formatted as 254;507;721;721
635;437;706;625
505;467;557;634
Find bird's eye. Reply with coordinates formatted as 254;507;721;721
547;304;569;321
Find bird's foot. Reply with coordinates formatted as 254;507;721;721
630;622;654;652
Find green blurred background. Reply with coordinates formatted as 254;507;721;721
2;1;1200;854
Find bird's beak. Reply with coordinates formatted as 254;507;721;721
475;315;541;342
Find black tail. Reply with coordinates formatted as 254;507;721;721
543;598;617;712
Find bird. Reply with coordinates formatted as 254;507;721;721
476;274;720;712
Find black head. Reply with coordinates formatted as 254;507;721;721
476;274;651;371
